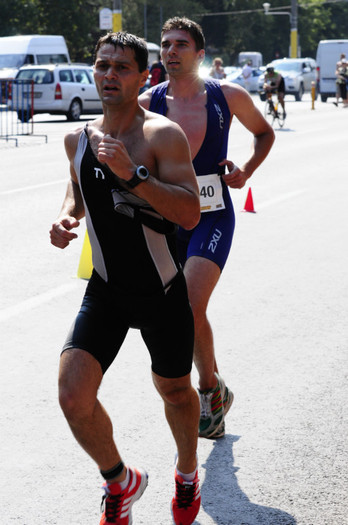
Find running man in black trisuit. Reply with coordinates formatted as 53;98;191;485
50;32;201;525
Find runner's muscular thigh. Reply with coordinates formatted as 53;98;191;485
184;256;221;313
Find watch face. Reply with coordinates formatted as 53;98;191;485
127;166;149;188
137;166;149;180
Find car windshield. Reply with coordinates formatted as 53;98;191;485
273;62;302;72
17;69;53;84
0;54;26;68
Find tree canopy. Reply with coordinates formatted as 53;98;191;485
0;0;347;66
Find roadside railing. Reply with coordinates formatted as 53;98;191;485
0;79;47;146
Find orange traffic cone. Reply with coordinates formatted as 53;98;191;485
242;187;256;213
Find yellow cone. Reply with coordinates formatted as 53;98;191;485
77;230;93;279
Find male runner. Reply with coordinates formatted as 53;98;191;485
50;32;201;525
139;17;275;439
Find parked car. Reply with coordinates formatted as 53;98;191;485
227;67;264;92
8;63;102;121
258;58;317;101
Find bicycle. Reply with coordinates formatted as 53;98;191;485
262;92;286;128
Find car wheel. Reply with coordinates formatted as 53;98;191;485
321;94;327;103
295;83;304;101
67;99;82;121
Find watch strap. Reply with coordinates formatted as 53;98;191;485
127;165;149;188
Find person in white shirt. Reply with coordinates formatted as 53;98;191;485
242;60;253;92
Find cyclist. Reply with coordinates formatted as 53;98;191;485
263;64;286;118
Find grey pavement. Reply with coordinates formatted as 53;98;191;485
0;95;347;524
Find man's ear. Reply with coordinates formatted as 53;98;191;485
198;50;205;63
140;68;149;87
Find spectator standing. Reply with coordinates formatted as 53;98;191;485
209;57;226;79
334;55;348;107
242;59;253;92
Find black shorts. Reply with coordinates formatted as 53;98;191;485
278;77;285;94
62;270;194;378
270;77;285;95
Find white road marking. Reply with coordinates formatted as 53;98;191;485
0;281;81;322
0;179;67;196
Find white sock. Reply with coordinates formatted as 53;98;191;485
117;468;130;491
176;466;197;482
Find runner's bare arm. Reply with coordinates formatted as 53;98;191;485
98;117;200;230
50;129;85;249
220;83;275;188
138;89;153;110
140;120;201;229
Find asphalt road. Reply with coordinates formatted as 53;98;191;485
1;94;347;525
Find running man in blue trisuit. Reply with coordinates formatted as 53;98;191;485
50;32;202;525
140;17;275;439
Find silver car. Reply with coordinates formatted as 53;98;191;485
258;58;317;101
9;63;102;121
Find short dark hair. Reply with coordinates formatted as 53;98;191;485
161;17;205;51
94;31;148;72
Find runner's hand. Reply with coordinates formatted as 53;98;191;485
50;216;80;249
97;134;135;182
219;159;248;189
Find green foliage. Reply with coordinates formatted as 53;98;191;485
0;0;347;65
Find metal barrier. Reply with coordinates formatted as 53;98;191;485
0;79;47;146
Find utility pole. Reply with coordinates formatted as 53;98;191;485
263;1;299;58
290;0;298;58
112;0;122;32
144;2;148;40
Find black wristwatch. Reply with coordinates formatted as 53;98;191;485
127;165;149;188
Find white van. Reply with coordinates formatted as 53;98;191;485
238;52;263;68
316;39;348;102
0;35;70;81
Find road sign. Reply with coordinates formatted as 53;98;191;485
99;8;113;30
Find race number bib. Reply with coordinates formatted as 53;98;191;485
198;174;225;213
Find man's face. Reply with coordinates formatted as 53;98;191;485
94;44;148;105
160;29;204;76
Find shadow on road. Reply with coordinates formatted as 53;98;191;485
197;435;297;525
